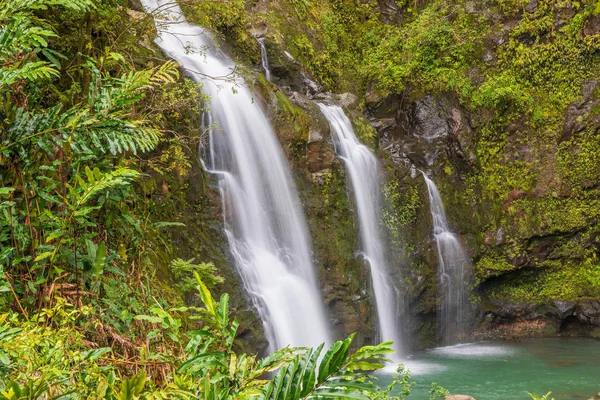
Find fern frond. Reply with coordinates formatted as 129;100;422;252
0;0;95;88
72;166;139;207
0;17;57;61
0;61;59;86
0;0;94;19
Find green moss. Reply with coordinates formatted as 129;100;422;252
474;254;516;283
382;181;421;249
558;128;600;191
487;257;600;302
508;194;600;237
271;90;311;145
350;116;377;148
181;0;257;63
361;1;486;98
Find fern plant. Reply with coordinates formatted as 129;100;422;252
1;275;409;399
0;0;179;314
0;0;94;88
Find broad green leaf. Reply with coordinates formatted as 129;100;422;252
92;241;106;277
194;272;216;318
33;251;53;262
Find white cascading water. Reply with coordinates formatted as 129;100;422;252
141;0;332;351
318;104;402;356
422;173;470;344
257;38;271;81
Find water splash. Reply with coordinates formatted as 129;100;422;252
141;0;332;351
422;173;471;344
318;104;402;356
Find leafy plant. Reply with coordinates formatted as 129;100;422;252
529;392;555;400
429;382;450;399
0;0;180;314
0;274;411;399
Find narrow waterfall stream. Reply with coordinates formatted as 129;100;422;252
141;0;332;351
422;174;471;344
257;38;271;81
318;104;402;357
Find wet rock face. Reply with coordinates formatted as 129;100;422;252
306;141;335;173
479;299;600;339
375;0;402;24
368;93;474;171
578;301;600;326
554;300;577;320
413;96;451;143
560;80;600;144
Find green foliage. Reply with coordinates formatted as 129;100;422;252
351;115;377;148
182;0;257;63
529;392;555;400
473;71;533;116
383;182;420;230
361;1;484;98
0;277;410;399
474;254;516;283
170;258;223;296
0;0;186;316
429;382;450;400
0;0;94;86
487;254;600;302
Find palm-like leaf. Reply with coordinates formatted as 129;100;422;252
178;276;401;400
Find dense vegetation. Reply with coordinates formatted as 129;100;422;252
2;0;599;397
0;0;440;398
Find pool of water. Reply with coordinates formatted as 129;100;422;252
378;338;600;399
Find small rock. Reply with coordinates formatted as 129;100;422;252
125;7;146;21
588;392;600;400
445;396;476;400
377;0;401;23
525;0;538;13
579;301;600;326
495;228;504;245
584;15;600;36
336;93;358;108
308;128;323;143
582;80;599;102
553;300;576;320
365;90;384;108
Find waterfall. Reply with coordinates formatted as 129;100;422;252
318;104;402;356
141;0;332;351
257;38;271;81
422;174;471;344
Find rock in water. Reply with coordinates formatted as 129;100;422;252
588;392;600;400
445;396;476;400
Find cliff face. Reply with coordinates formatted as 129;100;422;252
152;0;600;349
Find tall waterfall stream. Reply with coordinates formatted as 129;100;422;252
423;174;471;344
141;0;332;351
319;104;402;357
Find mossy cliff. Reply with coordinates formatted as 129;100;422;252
140;0;600;348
